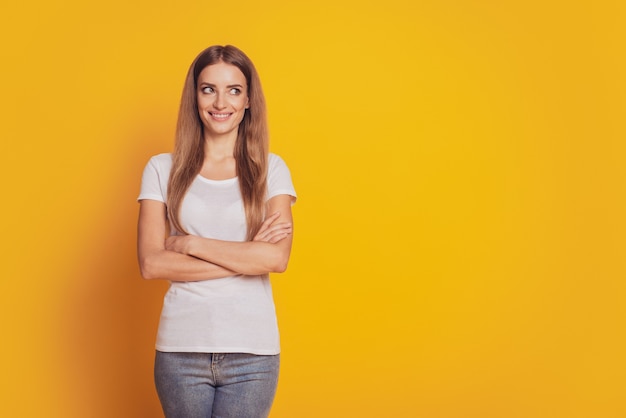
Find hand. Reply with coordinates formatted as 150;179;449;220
165;234;191;254
253;212;292;244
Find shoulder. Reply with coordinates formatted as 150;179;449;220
146;153;173;172
268;153;289;172
266;152;296;201
149;152;173;165
139;153;172;201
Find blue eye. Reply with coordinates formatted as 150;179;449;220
230;88;241;95
202;86;214;94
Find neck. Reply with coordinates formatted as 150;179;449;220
203;131;237;159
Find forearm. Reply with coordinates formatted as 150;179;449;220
183;236;290;275
175;196;294;274
138;199;238;281
139;248;237;282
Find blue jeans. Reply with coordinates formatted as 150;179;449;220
154;351;280;418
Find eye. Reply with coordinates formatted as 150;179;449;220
229;88;241;95
201;86;214;94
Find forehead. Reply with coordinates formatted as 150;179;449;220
197;62;247;86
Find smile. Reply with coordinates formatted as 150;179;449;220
209;112;232;120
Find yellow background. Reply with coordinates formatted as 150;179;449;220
2;0;625;416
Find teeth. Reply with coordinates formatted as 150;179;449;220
211;113;230;119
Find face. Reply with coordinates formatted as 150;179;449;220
196;62;249;140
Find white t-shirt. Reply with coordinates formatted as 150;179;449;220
138;153;296;354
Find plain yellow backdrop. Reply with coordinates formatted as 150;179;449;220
1;0;625;417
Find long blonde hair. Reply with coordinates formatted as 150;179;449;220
167;45;268;240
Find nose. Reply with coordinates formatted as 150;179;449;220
213;93;226;110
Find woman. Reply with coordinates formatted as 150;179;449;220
137;45;296;418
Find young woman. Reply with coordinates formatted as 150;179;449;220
137;45;296;418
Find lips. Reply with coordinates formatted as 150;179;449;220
209;112;232;120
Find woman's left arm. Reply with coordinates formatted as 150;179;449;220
166;194;294;275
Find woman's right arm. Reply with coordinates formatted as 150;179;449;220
137;199;237;281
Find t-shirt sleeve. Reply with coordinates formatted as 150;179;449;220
137;154;170;203
267;154;297;204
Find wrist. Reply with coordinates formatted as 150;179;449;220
185;235;196;255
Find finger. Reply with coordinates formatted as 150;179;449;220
257;213;280;234
262;222;291;234
269;232;291;244
264;226;292;242
262;223;292;235
254;225;292;243
253;213;282;241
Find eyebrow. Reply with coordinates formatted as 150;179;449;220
199;82;245;89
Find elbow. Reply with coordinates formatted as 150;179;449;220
138;257;159;280
274;264;288;274
274;259;289;273
249;250;289;275
139;265;155;280
270;253;290;274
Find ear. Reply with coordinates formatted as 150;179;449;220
245;98;250;109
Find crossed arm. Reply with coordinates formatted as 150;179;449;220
137;194;294;281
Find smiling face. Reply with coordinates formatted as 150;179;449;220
196;61;249;140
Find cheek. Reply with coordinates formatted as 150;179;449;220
239;94;250;109
196;101;206;119
197;95;209;108
233;96;248;110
